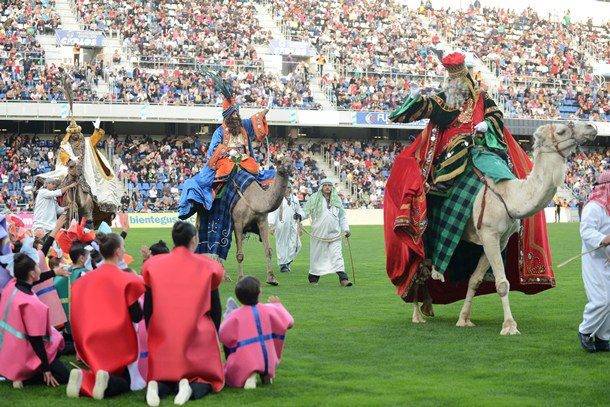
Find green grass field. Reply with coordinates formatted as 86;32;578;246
1;224;608;406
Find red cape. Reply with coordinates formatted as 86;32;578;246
384;126;555;304
142;247;225;391
71;264;145;396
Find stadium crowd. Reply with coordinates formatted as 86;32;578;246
1;0;608;119
75;0;269;65
425;5;605;82
424;3;609;120
1;0;60;37
324;139;407;208
270;0;443;75
2;134;605;213
323;73;443;111
104;62;319;109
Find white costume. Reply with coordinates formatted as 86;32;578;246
32;188;66;232
304;191;349;276
268;195;304;266
579;202;610;341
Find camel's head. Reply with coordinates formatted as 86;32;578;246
274;156;294;178
532;121;597;159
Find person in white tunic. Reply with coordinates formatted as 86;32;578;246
303;179;352;286
269;185;305;273
578;170;610;352
32;179;76;235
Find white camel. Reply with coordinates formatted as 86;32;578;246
412;121;598;335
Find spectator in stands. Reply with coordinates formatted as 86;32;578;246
316;54;326;76
72;44;80;66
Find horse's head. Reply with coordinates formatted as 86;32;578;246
68;159;77;170
532;122;597;159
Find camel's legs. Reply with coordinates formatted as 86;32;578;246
412;303;426;323
409;285;426;323
420;284;434;317
480;235;520;335
257;218;278;286
234;226;245;281
456;254;490;327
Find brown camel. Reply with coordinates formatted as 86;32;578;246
232;158;293;285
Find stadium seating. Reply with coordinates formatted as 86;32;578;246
1;135;606;212
1;0;608;119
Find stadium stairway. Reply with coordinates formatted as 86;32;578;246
252;1;284;74
252;1;335;109
310;76;335;110
55;0;81;30
253;2;284;42
311;152;353;199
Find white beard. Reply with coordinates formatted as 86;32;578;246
443;78;471;110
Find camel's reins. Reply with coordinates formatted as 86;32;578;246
472;167;516;228
556;245;606;268
300;226;343;243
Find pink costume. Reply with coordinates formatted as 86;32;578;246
219;303;293;388
0;280;64;381
31;250;67;328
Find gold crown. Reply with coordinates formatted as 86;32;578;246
66;118;82;135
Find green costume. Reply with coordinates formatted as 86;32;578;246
54;266;86;333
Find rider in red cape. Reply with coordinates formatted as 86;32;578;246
384;52;554;305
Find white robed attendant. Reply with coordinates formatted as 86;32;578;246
268;187;305;272
303;179;352;286
578;170;610;353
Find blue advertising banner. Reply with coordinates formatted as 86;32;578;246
55;30;105;47
354;111;428;127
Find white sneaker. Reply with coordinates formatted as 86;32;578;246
173;378;192;405
243;373;257;390
12;380;23;389
92;370;109;400
66;369;83;398
146;381;160;407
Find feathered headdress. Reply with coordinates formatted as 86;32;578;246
61;70;74;117
200;68;238;119
60;70;82;135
